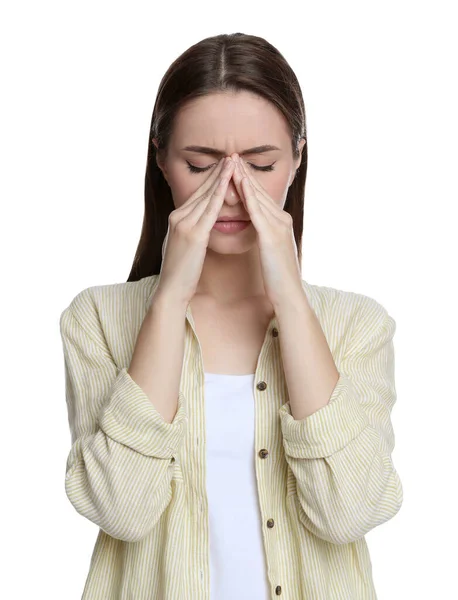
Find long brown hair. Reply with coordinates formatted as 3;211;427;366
127;32;308;282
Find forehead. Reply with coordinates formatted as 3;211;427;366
171;90;291;149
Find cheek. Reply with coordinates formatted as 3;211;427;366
264;171;291;206
167;166;199;208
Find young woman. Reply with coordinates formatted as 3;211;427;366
59;32;403;599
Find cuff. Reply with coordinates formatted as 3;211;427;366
278;373;369;459
99;367;188;459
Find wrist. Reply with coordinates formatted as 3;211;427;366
152;287;190;314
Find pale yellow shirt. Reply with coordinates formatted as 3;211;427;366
59;274;403;599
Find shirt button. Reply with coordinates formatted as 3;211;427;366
275;585;282;595
256;381;267;391
272;327;279;337
258;449;269;459
267;518;275;528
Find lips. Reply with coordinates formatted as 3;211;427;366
213;220;251;232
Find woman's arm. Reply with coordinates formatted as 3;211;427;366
278;295;403;545
60;289;189;543
128;289;189;424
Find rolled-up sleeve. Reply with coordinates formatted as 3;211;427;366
60;300;188;543
278;300;403;545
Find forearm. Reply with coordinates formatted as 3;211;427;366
128;290;189;423
275;292;403;543
275;290;340;420
61;301;190;542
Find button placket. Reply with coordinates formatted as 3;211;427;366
255;365;283;596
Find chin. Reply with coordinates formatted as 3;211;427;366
207;239;254;255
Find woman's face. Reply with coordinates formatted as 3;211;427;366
154;90;304;253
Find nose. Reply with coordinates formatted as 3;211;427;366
224;173;241;205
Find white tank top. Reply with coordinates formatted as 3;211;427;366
204;372;271;600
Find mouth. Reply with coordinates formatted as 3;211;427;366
212;220;251;232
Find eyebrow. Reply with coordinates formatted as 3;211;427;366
180;144;281;157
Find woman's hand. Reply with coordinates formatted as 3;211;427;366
157;157;236;306
229;154;304;309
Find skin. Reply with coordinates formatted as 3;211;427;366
154;90;305;306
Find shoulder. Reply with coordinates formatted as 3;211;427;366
59;275;158;345
301;279;396;347
303;278;392;318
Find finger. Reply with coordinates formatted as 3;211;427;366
237;158;282;218
177;157;232;221
236;159;279;218
230;158;269;216
240;175;269;228
193;159;236;229
180;157;226;210
179;158;235;228
238;157;270;199
164;159;229;258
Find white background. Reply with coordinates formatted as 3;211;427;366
2;0;457;598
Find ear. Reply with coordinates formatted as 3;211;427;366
152;138;169;182
289;138;306;187
296;138;306;169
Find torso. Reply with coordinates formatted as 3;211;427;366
189;295;276;375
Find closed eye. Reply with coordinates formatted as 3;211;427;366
186;161;276;174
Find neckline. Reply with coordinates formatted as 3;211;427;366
204;372;255;378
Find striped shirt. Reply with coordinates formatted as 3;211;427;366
59;274;403;599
